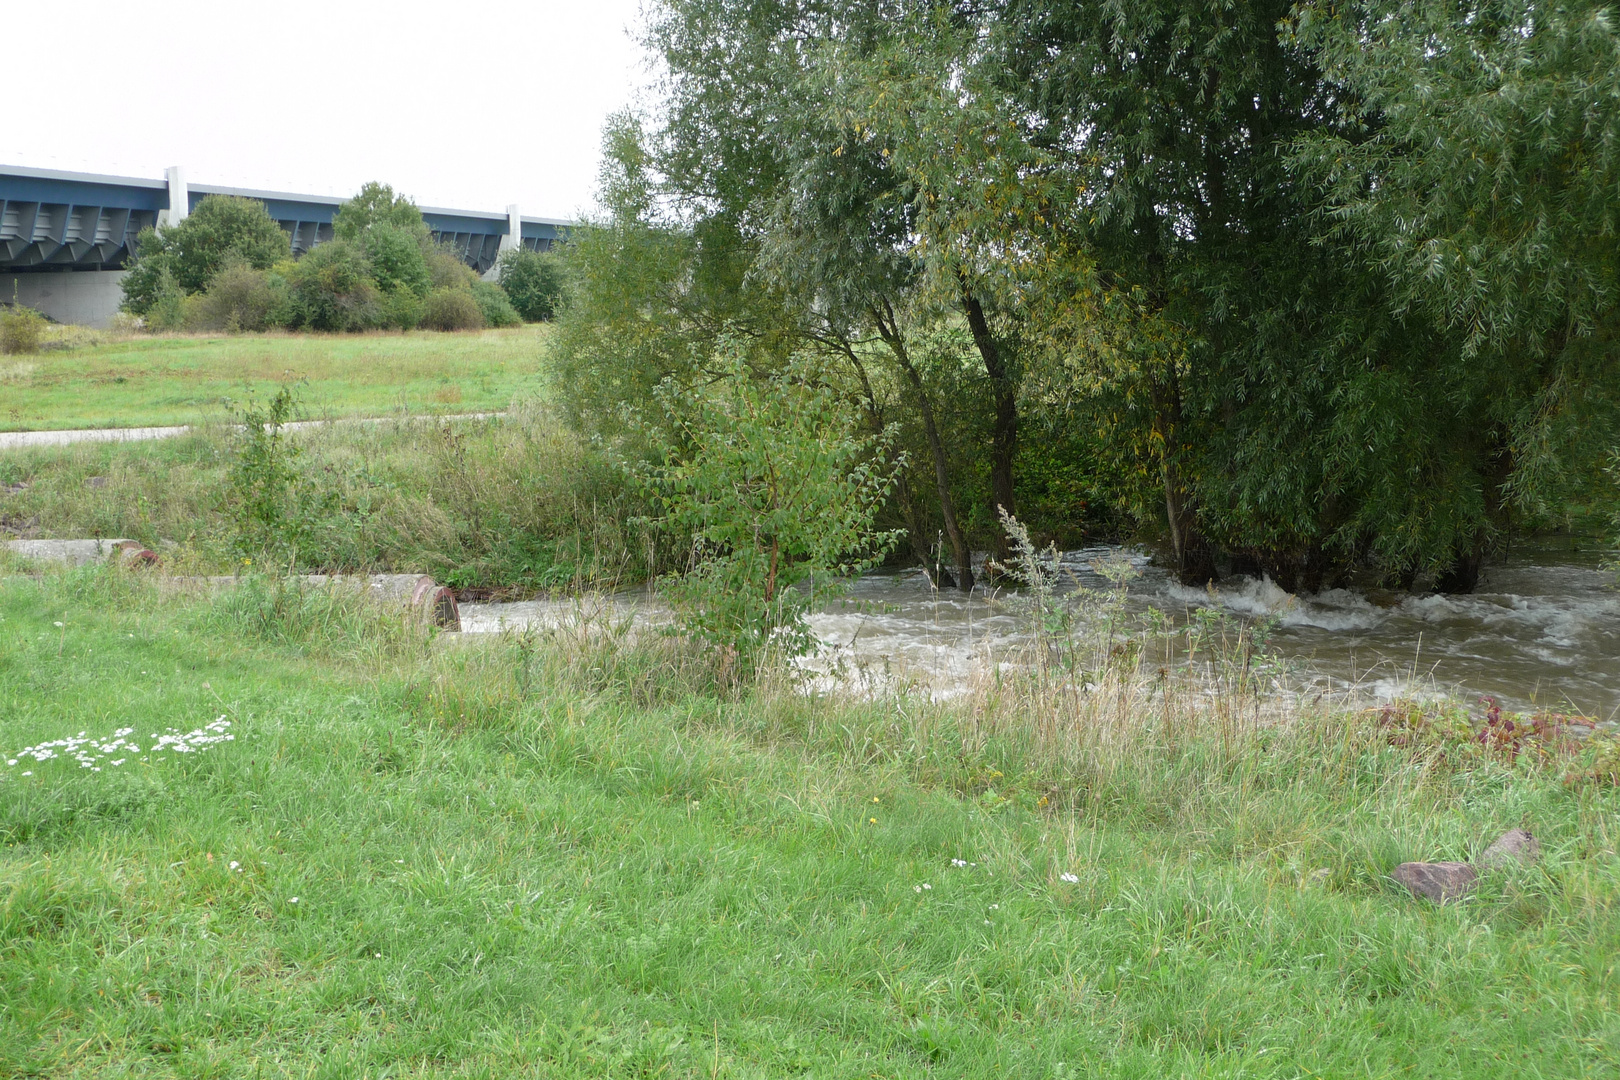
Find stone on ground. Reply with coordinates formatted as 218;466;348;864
1478;828;1540;871
1391;861;1478;903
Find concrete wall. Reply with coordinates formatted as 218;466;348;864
5;270;128;328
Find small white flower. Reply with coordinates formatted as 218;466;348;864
1059;872;1079;883
20;771;31;776
950;858;968;868
53;621;63;627
921;883;931;890
228;861;240;870
989;904;999;910
288;897;299;904
6;760;15;766
914;885;922;893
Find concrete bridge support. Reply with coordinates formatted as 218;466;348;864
5;269;128;328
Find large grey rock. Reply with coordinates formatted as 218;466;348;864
1391;861;1478;903
1478;828;1540;871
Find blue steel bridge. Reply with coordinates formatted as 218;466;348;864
0;164;569;326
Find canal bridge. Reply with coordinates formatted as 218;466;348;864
0;164;569;327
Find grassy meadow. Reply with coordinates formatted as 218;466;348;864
0;564;1617;1077
1;326;549;432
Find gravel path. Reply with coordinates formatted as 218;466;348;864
0;413;502;451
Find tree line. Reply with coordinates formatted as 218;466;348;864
549;0;1620;593
121;183;563;333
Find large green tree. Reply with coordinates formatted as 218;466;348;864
120;195;289;313
1292;0;1620;581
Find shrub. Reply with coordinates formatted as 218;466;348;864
142;269;188;331
119;196;290;313
421;287;485;331
380;286;425;330
0;303;45;355
191;262;291;332
284;241;382;332
426;248;479;291
472;281;522;328
637;345;901;668
496;246;564;321
362;224;431;298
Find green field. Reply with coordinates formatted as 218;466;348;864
0;327;549;431
0;565;1616;1077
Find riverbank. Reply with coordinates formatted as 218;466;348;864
0;325;548;432
1;564;1617;1076
0;403;646;593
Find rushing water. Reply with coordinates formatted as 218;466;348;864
460;539;1619;720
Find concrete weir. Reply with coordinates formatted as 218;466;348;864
3;538;156;566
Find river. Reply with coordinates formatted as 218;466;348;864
459;539;1619;720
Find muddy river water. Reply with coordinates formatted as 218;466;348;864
461;540;1619;720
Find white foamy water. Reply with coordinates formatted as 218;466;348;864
459;541;1620;719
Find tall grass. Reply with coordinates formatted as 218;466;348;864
0;404;654;592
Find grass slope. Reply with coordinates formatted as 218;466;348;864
1;568;1617;1078
0;327;548;432
0;406;641;591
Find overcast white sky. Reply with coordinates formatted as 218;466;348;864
6;0;650;220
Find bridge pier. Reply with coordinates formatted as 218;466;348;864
5;268;128;328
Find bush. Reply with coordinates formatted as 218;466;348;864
0;304;45;355
637;345;901;667
472;281;522;328
284;241;382;332
190;262;291;333
119;196;290;314
496;246;564;321
420;287;485;332
361;223;431;299
142;269;188;331
426;248;479;291
379;286;425;330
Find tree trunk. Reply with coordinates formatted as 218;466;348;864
875;304;973;591
1156;377;1217;586
895;473;956;588
961;289;1017;561
1437;437;1514;594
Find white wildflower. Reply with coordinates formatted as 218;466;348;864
1059;872;1079;884
4;716;232;775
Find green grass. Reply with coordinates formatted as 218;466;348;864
0;404;646;592
1;565;1617;1077
0;326;549;431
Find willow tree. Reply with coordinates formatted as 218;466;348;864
1293;0;1620;584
